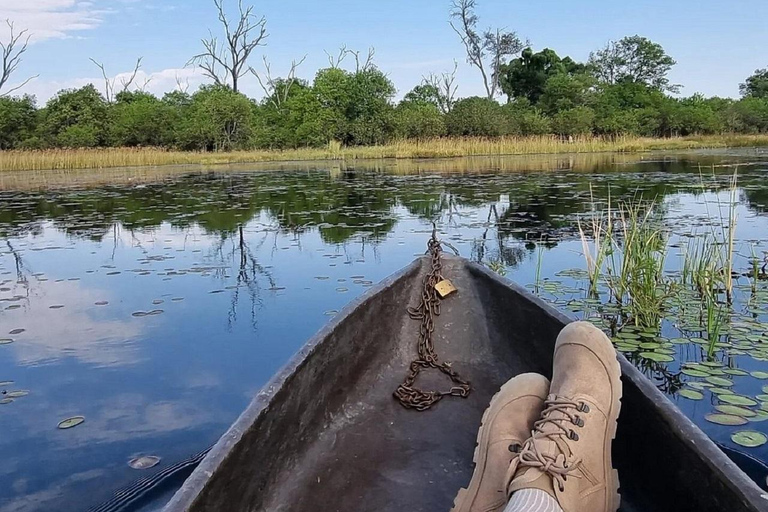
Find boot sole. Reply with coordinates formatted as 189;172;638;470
450;373;548;512
604;343;623;512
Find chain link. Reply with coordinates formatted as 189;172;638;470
393;230;471;411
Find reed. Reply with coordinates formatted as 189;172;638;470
1;134;767;172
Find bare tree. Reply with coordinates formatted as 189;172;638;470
0;20;38;96
188;0;268;93
424;60;459;113
325;45;349;69
250;55;307;108
175;73;191;94
449;0;524;99
89;57;143;102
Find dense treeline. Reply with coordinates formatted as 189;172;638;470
1;41;767;152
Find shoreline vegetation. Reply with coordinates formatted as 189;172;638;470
1;134;767;173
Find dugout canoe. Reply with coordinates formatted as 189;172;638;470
165;255;768;512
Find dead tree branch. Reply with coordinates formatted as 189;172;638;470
89;57;143;102
250;54;306;108
0;20;38;96
325;45;348;69
188;0;268;92
424;60;459;113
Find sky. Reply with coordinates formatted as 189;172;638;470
1;0;767;105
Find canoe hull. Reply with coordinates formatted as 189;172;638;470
165;256;767;512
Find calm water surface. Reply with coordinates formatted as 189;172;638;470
1;150;768;511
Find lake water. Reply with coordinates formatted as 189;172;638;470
1;149;768;511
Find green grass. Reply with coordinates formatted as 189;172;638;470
2;134;768;172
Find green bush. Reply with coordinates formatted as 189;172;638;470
446;97;509;137
551;106;595;136
0;95;37;149
177;85;254;151
394;101;446;139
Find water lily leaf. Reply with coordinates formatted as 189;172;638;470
705;376;734;387
750;410;768;422
681;369;709;378
8;329;24;335
58;416;85;429
678;389;704;400
0;398;12;405
129;455;161;470
0;381;13;387
723;369;749;376
6;390;28;398
688;382;713;390
710;387;736;395
0;338;13;345
701;361;724;368
751;371;768;380
719;395;758;407
705;413;748;426
731;431;768;448
715;405;757;417
640;352;674;363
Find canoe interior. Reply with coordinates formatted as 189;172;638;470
167;256;766;512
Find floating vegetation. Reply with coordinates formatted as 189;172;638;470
8;329;25;335
731;431;768;448
6;390;29;398
0;338;13;345
705;413;749;426
57;416;85;429
678;389;704;400
94;301;109;306
132;310;164;317
128;455;161;470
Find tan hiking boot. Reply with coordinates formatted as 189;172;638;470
451;373;550;512
506;321;623;512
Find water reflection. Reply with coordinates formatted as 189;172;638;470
0;150;767;511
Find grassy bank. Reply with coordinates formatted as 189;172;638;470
1;134;767;172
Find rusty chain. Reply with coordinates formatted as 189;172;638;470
394;230;471;411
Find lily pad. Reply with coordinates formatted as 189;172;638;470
6;390;28;398
723;369;749;376
705;376;734;387
640;352;674;363
681;368;709;378
58;416;85;429
129;455;161;470
719;395;758;407
678;389;704;400
705;413;748;426
751;371;768;380
0;338;13;345
749;410;768;422
8;329;25;335
715;405;757;417
731;431;768;448
0;398;12;405
0;381;13;387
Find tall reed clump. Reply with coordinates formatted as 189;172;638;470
577;194;672;329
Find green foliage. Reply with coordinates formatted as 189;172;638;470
402;84;443;109
177;85;254;151
446;97;508;136
551;106;595;136
740;68;768;99
254;81;328;148
40;85;110;148
538;72;594;115
499;48;588;104
589;35;678;92
0;95;37;149
110;91;175;147
394;101;446;139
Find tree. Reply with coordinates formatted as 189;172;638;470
422;61;459;113
178;85;254;150
551;106;595;137
394;101;446;139
538;71;594;115
110;91;175;147
89;57;145;103
589;35;678;92
449;0;524;99
445;96;508;136
498;48;587;104
189;0;268;93
740;68;768;99
40;85;110;147
0;20;38;96
0;94;37;148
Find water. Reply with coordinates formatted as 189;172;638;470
1;149;768;511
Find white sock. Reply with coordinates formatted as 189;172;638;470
503;488;564;512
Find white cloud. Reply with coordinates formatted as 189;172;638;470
0;0;110;42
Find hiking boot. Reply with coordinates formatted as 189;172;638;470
506;321;623;512
451;373;550;512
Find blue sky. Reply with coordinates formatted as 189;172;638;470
2;0;767;104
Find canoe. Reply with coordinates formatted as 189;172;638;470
165;256;767;512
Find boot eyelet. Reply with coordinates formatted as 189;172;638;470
568;430;579;441
578;402;590;413
508;443;521;453
573;415;585;427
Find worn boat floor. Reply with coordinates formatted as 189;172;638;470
259;258;643;512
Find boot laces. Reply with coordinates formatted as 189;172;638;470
517;396;585;492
